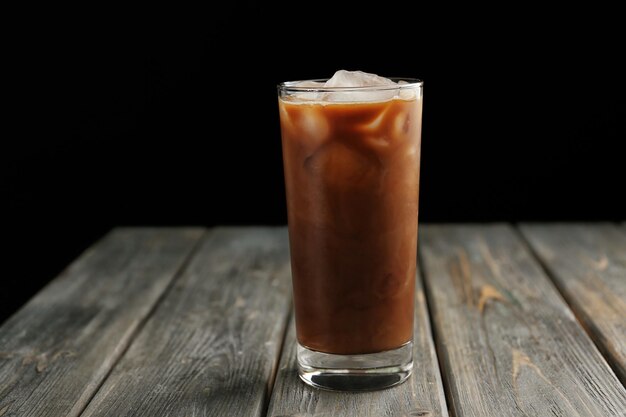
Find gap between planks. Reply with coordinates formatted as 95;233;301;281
262;307;294;417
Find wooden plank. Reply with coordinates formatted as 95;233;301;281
266;270;449;417
520;223;626;383
0;228;204;417
420;224;626;417
81;227;292;417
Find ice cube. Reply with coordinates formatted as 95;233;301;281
394;112;410;136
289;80;325;101
297;106;330;149
324;70;396;88
397;80;417;100
322;70;398;102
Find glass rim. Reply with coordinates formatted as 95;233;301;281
278;78;422;93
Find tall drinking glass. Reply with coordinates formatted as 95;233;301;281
278;78;423;391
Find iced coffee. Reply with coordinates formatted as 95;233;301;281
278;70;422;390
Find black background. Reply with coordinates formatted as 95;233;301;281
4;3;625;323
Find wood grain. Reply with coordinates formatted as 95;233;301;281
420;224;626;417
520;223;626;383
0;228;203;417
80;227;292;417
266;270;449;417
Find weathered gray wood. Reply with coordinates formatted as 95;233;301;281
420;224;626;417
520;223;626;383
267;271;449;417
81;227;292;417
0;228;203;417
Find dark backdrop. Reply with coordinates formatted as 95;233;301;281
4;3;625;322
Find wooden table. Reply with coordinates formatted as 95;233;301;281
1;224;625;416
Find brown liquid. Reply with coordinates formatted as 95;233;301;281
279;96;421;355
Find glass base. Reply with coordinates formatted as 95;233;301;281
297;341;413;391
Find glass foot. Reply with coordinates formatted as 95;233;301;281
297;341;413;391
